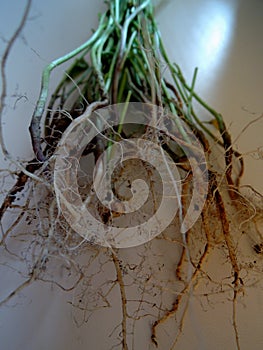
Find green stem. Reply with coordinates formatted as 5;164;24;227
29;12;107;161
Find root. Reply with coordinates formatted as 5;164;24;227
212;174;242;350
0;270;35;307
152;179;213;347
0;160;41;221
112;250;128;350
0;0;32;158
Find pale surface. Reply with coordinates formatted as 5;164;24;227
0;1;262;350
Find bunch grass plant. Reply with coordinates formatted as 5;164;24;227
0;1;262;349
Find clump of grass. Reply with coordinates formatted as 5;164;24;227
0;1;262;349
29;0;241;176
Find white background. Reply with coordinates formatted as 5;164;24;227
0;1;262;349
